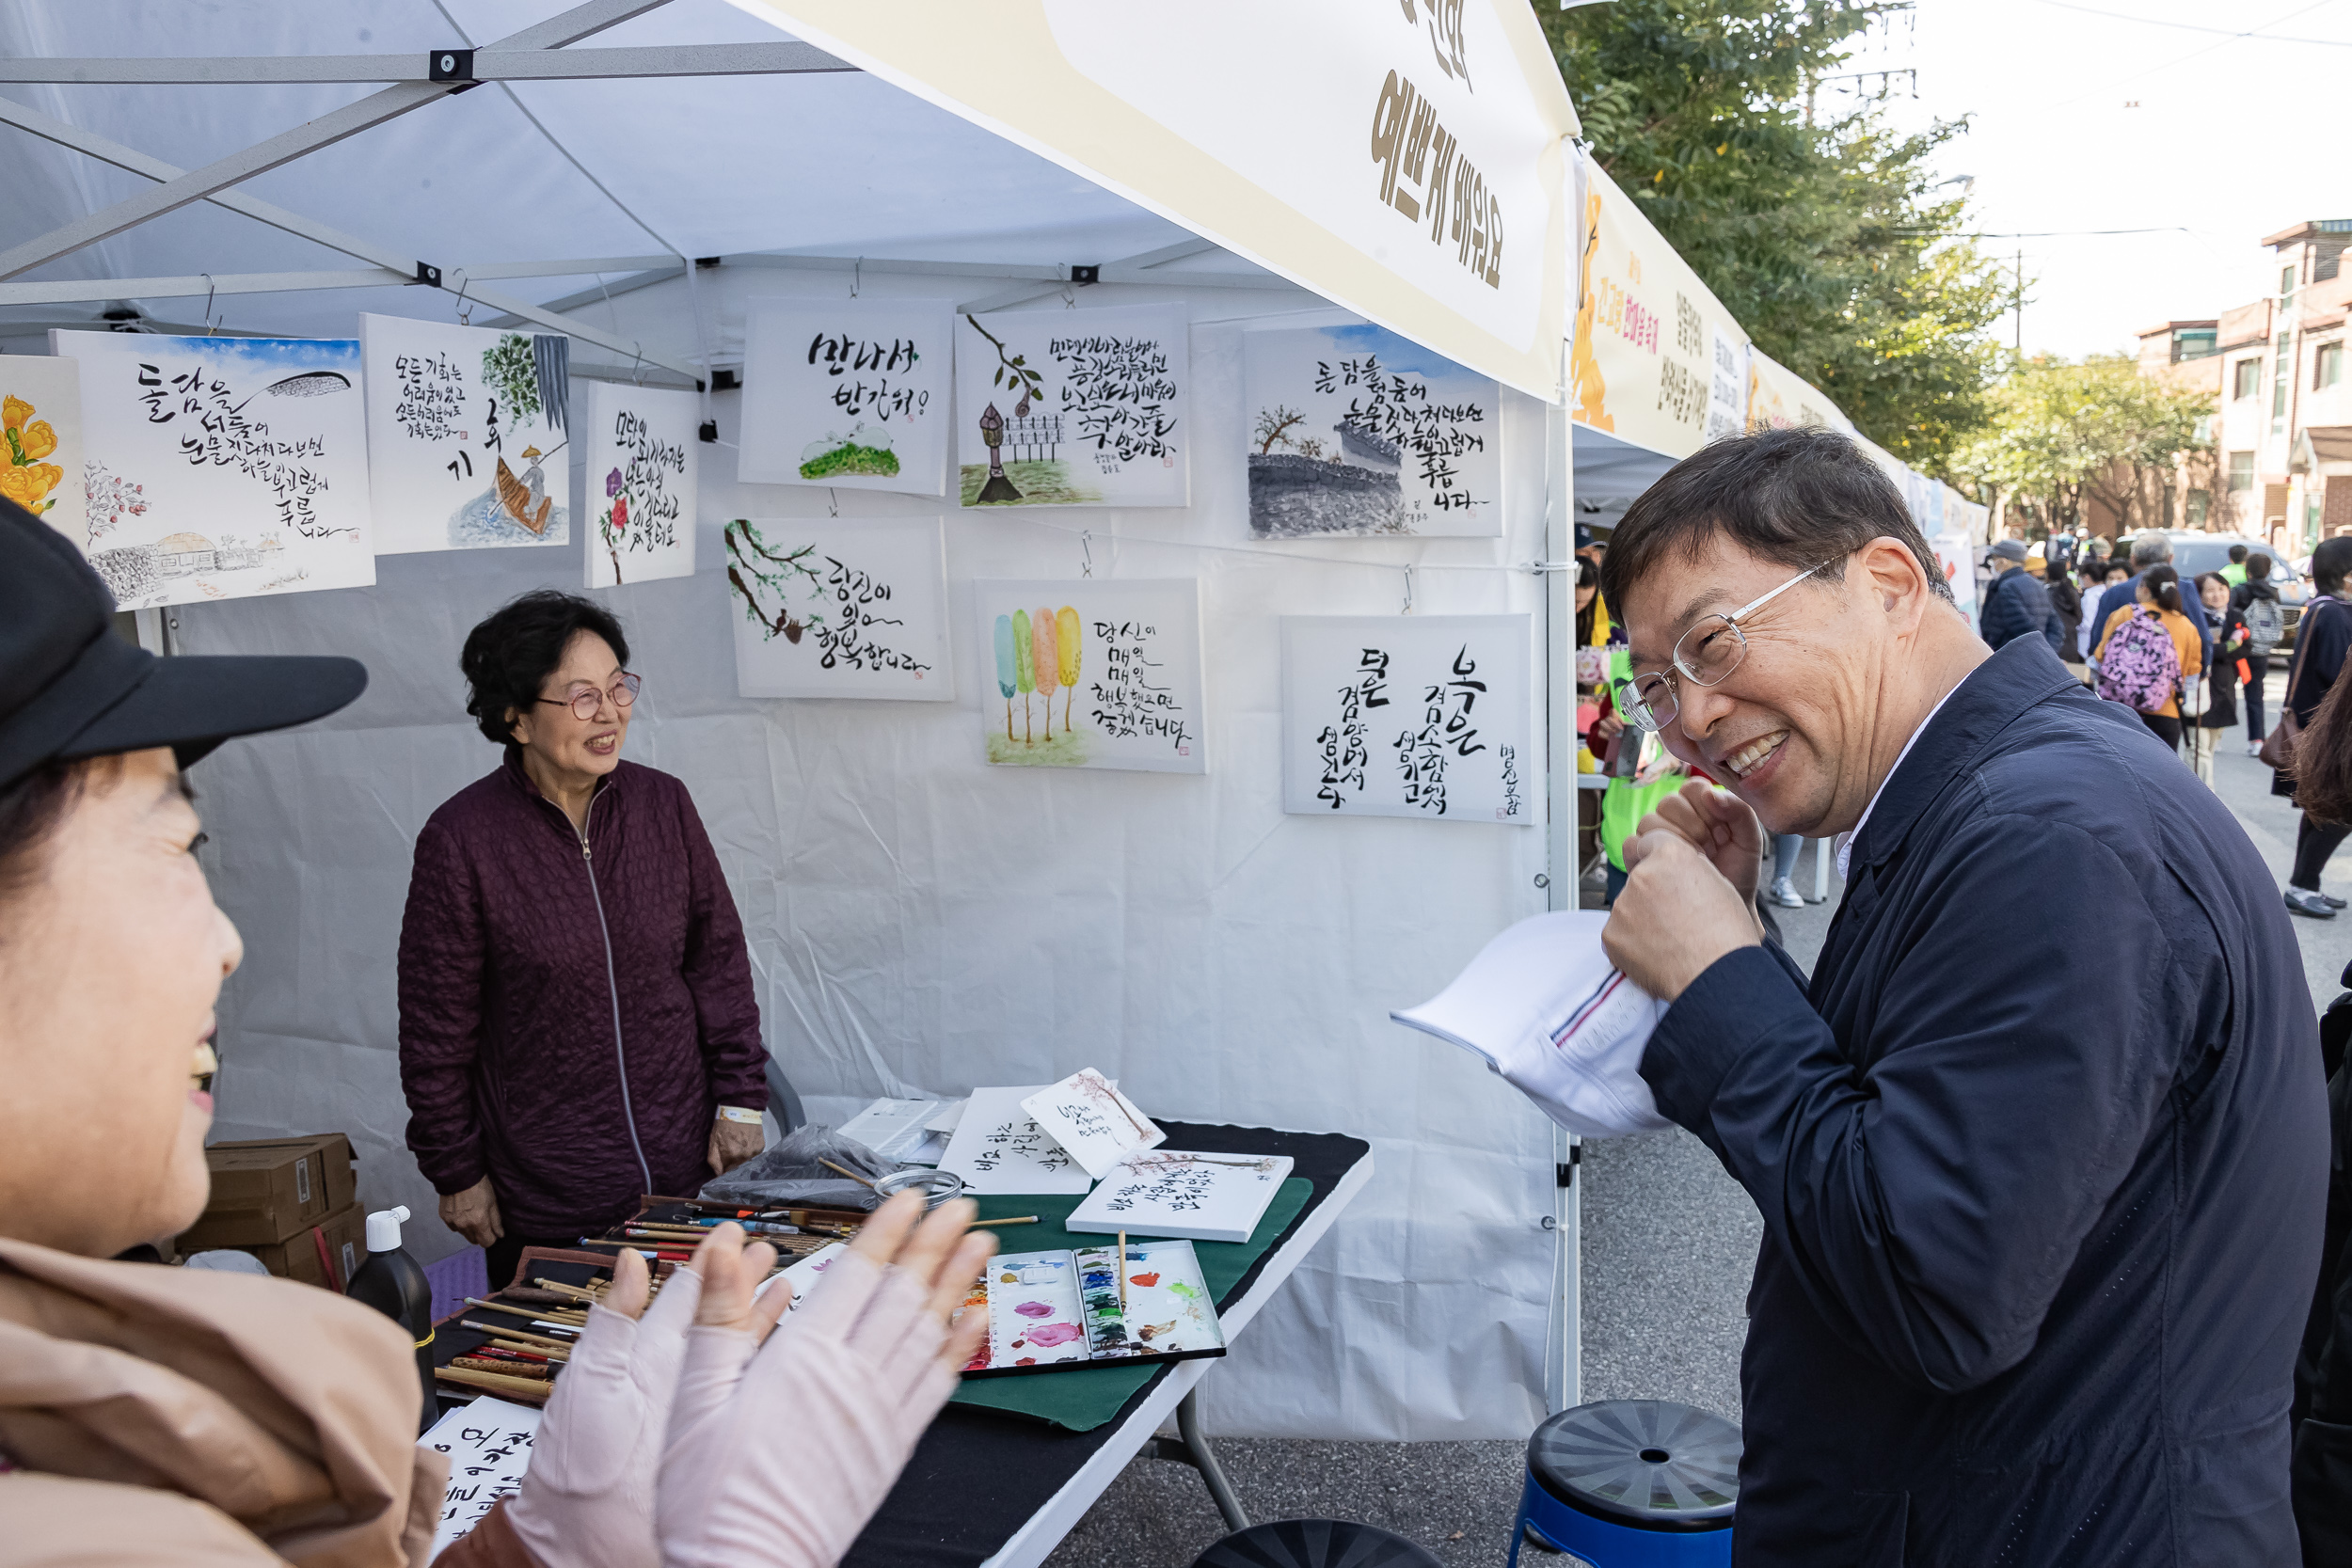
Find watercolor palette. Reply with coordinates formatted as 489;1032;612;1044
958;1241;1226;1378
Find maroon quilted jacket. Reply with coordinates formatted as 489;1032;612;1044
398;752;765;1237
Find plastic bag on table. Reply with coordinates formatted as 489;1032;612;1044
698;1123;893;1211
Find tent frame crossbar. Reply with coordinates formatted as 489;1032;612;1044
0;42;852;86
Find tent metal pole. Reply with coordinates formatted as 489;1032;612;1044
1544;325;1583;1416
0;259;690;307
0;42;852;86
0;0;675;282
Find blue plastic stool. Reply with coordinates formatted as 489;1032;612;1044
1191;1518;1440;1568
1508;1400;1739;1566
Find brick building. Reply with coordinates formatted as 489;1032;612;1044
2193;219;2352;549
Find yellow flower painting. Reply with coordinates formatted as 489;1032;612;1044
3;392;64;515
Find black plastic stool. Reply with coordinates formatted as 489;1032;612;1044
1191;1518;1443;1568
1512;1400;1739;1565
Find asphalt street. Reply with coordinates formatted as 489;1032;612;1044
1045;666;2344;1567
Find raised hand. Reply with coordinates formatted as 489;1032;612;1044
1629;778;1766;907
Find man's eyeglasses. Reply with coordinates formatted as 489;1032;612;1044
1614;561;1835;734
538;671;642;721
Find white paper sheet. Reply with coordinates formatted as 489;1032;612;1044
834;1096;944;1160
1;355;85;549
57;330;376;607
728;515;953;700
737;296;954;496
356;314;571;555
1065;1150;1295;1243
935;1085;1092;1195
1280;613;1534;824
582;381;698;589
420;1396;542;1561
956;304;1189;508
1020;1068;1166;1178
1243;323;1501;537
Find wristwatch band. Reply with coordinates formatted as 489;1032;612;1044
717;1105;763;1126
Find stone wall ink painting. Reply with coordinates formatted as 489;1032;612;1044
582;381;697;589
357;313;571;554
729;515;953;701
972;578;1206;773
736;297;953;497
957;304;1189;509
1244;323;1500;537
55;330;375;607
1280;614;1532;824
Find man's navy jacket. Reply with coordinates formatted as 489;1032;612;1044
1978;566;2060;654
1643;636;2328;1563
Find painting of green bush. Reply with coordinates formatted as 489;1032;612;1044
959;459;1100;507
800;439;900;481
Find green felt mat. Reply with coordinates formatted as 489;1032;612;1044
947;1178;1312;1432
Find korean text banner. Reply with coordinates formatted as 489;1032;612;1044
1568;153;1752;459
727;0;1579;402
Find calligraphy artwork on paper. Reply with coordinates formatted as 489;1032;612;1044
0;354;86;548
956;304;1189;509
55;330;375;607
356;314;570;553
970;578;1206;772
582;381;697;588
1243;322;1500;538
736;297;954;497
1279;614;1532;824
728;515;953;701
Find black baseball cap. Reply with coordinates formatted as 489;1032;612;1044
0;498;367;791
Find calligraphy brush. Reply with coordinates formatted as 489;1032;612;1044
972;1215;1038;1227
437;1366;552;1402
461;1320;577;1353
452;1355;550;1380
464;1296;588;1328
1117;1229;1128;1318
818;1159;881;1190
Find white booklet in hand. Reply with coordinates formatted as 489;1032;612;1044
1020;1069;1166;1179
1391;911;1675;1139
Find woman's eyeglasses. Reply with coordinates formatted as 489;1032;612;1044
1613;561;1834;734
538;671;642;721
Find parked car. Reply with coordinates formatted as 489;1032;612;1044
2113;531;2310;660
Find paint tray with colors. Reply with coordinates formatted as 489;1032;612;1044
958;1241;1226;1378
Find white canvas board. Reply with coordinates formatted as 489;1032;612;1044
933;1085;1092;1196
0;355;86;548
957;303;1189;509
737;296;954;496
357;314;571;554
583;381;698;589
972;578;1207;772
1065;1150;1295;1244
1243;323;1500;538
1020;1068;1166;1179
728;515;953;700
1280;614;1534;825
56;331;375;608
420;1395;541;1561
834;1096;945;1161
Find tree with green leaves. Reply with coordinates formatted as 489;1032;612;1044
1545;1;2009;469
1947;356;2214;535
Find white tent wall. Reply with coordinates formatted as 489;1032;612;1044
169;261;1565;1441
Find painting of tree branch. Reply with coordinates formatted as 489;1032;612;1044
730;516;953;701
956;305;1190;509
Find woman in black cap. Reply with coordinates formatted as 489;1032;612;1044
0;500;989;1566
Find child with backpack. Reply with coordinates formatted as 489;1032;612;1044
2095;563;2204;752
2233;552;2286;754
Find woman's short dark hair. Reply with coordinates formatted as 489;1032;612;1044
1597;427;1955;619
2315;536;2352;595
459;591;631;746
0;758;93;912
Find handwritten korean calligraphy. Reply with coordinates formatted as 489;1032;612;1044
738;297;953;497
958;305;1190;508
973;579;1207;772
1282;614;1532;824
583;382;697;589
730;515;953;701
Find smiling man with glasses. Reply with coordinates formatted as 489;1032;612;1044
1595;428;2324;1564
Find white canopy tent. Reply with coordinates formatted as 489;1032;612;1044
0;0;1598;1440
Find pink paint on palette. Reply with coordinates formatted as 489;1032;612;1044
1014;1300;1055;1318
1027;1322;1083;1346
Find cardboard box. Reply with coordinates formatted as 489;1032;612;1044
212;1201;367;1291
178;1133;358;1248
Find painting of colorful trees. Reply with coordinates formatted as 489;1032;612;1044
990;602;1086;765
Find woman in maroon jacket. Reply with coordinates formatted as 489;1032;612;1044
399;591;768;1287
